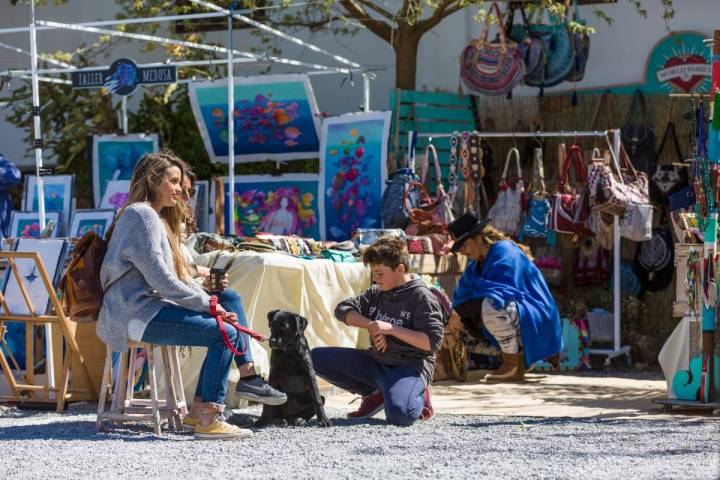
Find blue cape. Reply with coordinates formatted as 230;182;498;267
453;240;562;365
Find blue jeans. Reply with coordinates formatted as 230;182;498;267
311;347;425;426
217;290;254;368
141;300;243;404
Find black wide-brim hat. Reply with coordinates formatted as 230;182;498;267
449;211;490;253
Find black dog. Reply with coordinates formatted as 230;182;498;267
255;310;331;428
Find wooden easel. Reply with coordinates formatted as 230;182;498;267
0;251;95;412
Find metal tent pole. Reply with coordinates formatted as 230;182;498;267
362;73;371;111
29;0;56;398
226;8;235;235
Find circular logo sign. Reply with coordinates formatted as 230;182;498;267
104;58;139;96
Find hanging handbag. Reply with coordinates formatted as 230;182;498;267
621;89;657;175
505;3;544;81
520;6;575;89
620;203;654;242
651;120;688;202
550;144;593;236
460;2;525;96
520;147;552;239
565;0;590;82
588;146;650;216
489;147;524;236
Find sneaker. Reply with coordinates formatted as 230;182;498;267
194;419;252;440
235;376;287;406
182;415;199;431
419;387;433;421
347;391;384;419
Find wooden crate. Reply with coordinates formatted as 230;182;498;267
408;253;468;297
674;243;702;317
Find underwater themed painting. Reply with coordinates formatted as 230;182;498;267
189;74;321;163
319;111;391;241
223;174;321;239
23;174;74;236
92;134;159;206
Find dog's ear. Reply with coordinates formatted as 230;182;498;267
267;309;281;321
295;314;308;333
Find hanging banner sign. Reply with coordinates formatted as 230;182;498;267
71;58;176;96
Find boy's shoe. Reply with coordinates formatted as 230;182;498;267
235;376;287;406
194;419;252;440
419;387;433;421
347;391;384;419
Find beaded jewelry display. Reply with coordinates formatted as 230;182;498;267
449;132;459;196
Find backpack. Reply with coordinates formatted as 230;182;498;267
60;230;110;322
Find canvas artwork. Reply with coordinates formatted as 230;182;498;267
68;209;116;238
193;180;210;233
3;238;69;315
23;174;74;236
9;211;61;239
223;174;321;239
189;74;321;163
319;111;391;241
92;134;159;206
99;180;131;211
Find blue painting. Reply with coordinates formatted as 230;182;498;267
189;74;321;163
9;211;61;239
319;111;391;241
23;174;73;236
223;174;321;239
68;209;115;238
92;134;159;206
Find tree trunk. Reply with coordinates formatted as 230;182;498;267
394;32;421;90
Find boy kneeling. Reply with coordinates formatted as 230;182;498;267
311;237;444;425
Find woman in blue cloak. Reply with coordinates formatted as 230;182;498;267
448;211;562;383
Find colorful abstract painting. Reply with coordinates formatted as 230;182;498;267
189;74;321;163
99;180;131;211
223;174;321;239
92;134;158;206
9;211;61;239
68;209;116;238
23;174;74;236
319;111;391;241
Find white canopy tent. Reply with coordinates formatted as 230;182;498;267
0;0;373;394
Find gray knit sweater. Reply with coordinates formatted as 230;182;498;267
96;202;211;352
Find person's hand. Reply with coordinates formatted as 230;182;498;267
214;304;238;323
373;333;388;353
447;311;463;333
196;265;210;278
367;320;393;338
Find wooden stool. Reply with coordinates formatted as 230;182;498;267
96;342;187;436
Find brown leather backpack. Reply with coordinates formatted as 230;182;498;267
61;229;111;322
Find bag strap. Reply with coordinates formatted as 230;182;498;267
565;144;587;185
425;144;446;193
403;181;434;214
626;89;650;126
591;92;614;131
656;121;683;165
531;147;546;194
480;2;508;50
500;147;523;184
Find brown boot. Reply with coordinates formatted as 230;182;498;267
484;352;526;383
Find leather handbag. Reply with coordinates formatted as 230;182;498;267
520;147;551;239
588;146;650;217
550;144;593;236
460;2;525;96
621;90;657;174
489;147;524;236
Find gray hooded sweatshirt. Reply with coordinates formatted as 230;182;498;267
335;277;445;385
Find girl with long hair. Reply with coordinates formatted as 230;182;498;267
97;150;250;440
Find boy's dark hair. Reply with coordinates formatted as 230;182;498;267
362;236;409;271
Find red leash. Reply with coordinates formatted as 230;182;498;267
210;295;267;357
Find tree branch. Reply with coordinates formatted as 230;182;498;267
338;0;394;43
417;0;462;33
354;0;395;21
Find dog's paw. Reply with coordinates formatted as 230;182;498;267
316;417;332;428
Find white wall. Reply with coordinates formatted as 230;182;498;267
0;0;716;167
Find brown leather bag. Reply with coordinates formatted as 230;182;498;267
60;230;111;322
433;329;468;382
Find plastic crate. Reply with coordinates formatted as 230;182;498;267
586;309;614;343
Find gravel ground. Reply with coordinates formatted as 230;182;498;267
0;404;718;480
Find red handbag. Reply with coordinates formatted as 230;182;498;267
550;144;593;236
